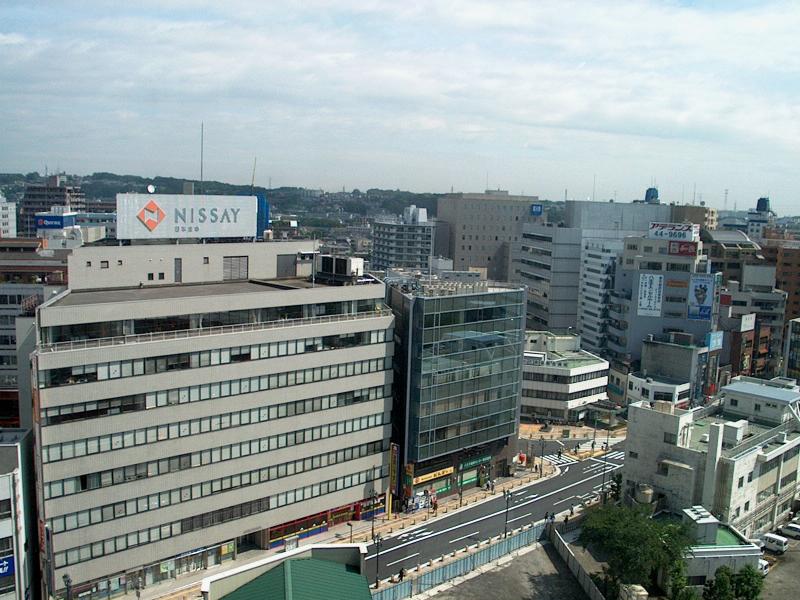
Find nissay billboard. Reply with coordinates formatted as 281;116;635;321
117;194;258;240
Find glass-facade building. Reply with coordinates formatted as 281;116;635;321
389;280;525;499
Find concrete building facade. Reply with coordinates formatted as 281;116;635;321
624;377;800;538
671;204;718;231
18;176;85;238
521;331;608;423
0;430;36;600
371;206;435;272
436;191;542;281
32;244;394;599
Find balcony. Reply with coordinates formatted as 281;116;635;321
38;308;393;353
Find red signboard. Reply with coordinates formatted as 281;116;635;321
668;241;697;256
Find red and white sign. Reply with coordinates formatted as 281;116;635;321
668;241;698;256
648;222;700;242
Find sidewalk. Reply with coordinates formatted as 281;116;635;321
129;464;560;600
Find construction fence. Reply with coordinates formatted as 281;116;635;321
548;523;605;600
370;521;547;600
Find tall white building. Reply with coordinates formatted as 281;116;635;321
521;331;608;423
31;243;395;599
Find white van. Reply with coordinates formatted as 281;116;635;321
758;559;770;576
764;533;790;553
779;523;800;539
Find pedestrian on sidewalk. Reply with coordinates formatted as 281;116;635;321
557;449;562;460
432;500;438;516
490;480;495;493
564;514;569;525
570;503;574;516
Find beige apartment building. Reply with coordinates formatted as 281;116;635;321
31;242;394;599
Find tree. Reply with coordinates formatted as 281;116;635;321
733;564;763;600
702;566;735;600
579;504;693;590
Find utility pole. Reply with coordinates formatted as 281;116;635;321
503;490;513;537
601;417;611;502
371;489;377;539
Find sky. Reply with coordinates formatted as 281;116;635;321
2;1;800;213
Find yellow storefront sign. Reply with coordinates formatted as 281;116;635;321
413;466;454;485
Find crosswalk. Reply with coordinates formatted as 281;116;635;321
604;450;625;461
542;453;578;465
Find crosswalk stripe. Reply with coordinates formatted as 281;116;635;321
542;454;578;465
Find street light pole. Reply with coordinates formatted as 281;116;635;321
539;438;545;478
601;414;611;502
503;490;513;538
371;489;377;539
374;534;383;588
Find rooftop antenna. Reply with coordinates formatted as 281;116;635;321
200;121;204;194
250;157;257;195
724;189;729;211
692;182;697;205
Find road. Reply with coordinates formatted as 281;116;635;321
366;446;626;581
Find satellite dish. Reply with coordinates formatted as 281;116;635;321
147;184;156;194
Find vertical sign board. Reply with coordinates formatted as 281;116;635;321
389;442;399;495
705;331;724;352
688;274;715;321
530;204;543;217
637;274;664;317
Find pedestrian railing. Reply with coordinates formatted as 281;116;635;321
370;521;547;600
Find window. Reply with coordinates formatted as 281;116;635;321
158;273;165;280
86;261;92;267
657;463;669;476
754;403;761;412
744;501;750;512
663;432;677;445
747;471;753;483
0;499;10;519
738;476;744;489
203;257;209;264
729;398;738;407
147;273;154;281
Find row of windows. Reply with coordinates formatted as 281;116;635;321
54;465;386;569
522;369;609;384
43;384;388;463
423;356;520;388
39;329;389;388
522;385;607;402
49;440;386;534
41;356;392;426
44;412;386;499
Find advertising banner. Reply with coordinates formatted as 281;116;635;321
0;555;14;577
740;313;756;332
117;193;258;240
668;241;698;256
530;204;543;216
705;331;724;352
688;274;715;321
648;222;700;242
389;442;399;493
637;273;664;317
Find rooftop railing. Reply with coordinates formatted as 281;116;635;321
38;307;393;353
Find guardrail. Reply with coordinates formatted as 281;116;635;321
38;309;393;352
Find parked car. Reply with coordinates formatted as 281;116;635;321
779;523;800;539
763;533;790;553
749;538;765;552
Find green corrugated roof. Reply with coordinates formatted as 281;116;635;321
221;558;372;600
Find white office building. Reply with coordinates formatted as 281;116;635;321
0;430;36;600
372;205;436;271
521;331;608;423
625;376;800;538
31;243;394;599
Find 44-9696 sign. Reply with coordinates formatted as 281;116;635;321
648;222;700;242
116;193;258;240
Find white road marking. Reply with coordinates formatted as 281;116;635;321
553;495;575;506
449;530;480;544
385;552;420;567
365;463;624;560
508;512;532;524
563;466;570;474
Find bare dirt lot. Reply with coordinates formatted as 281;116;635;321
761;537;800;600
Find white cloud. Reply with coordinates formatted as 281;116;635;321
0;0;799;212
